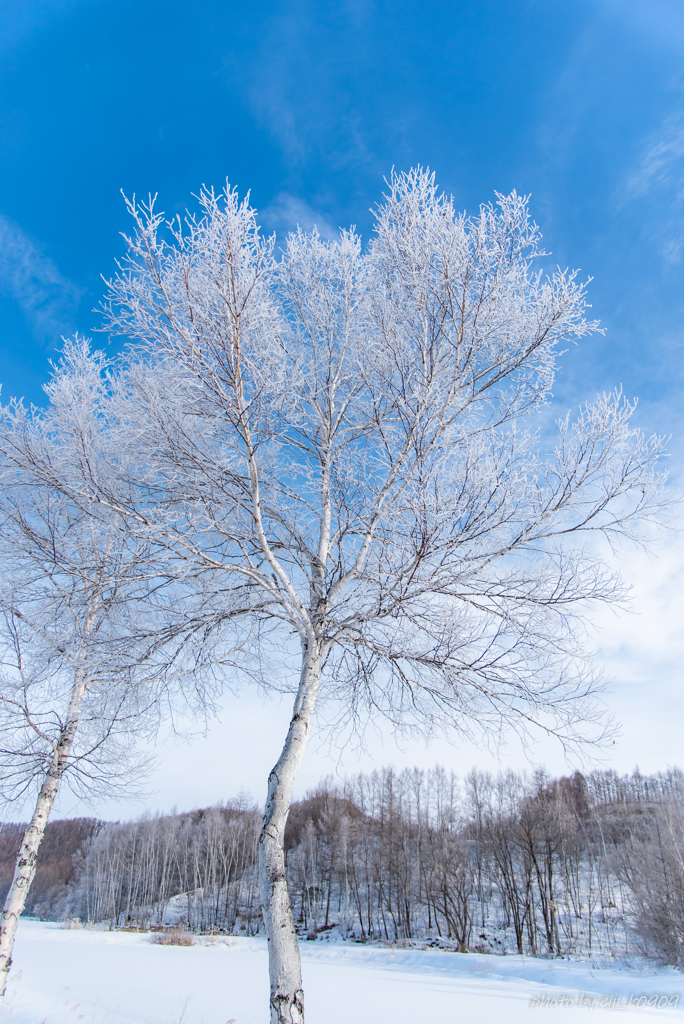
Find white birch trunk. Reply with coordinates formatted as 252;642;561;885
0;677;85;1002
259;644;321;1024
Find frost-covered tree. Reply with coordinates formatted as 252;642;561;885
0;342;189;1000
87;169;666;1022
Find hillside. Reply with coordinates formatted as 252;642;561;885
0;818;102;918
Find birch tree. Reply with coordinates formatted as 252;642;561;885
0;342;189;1000
88;168;668;1022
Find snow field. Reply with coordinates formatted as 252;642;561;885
1;920;683;1024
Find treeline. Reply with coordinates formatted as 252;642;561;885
0;818;101;919
69;801;262;933
10;766;684;964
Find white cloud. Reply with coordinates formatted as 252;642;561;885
624;112;684;201
0;214;82;346
587;521;684;768
600;0;684;56
259;192;338;242
619;108;684;262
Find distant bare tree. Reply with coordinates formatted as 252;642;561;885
72;801;261;932
612;782;684;965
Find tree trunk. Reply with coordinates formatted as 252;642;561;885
259;644;320;1024
0;764;63;998
0;681;84;1002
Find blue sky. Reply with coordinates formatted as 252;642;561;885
2;0;684;814
2;0;684;425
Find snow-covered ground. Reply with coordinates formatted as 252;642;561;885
2;921;683;1024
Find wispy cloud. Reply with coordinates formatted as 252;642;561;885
624;111;684;201
259;192;338;241
619;108;684;263
0;214;82;346
600;0;684;55
237;0;388;184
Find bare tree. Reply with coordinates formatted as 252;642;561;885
70;801;261;932
0;341;192;1000
611;778;684;965
63;167;667;1022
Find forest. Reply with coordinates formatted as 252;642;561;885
4;765;684;966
